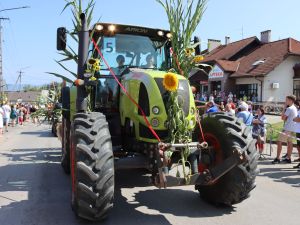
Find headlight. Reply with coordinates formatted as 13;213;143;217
166;33;172;39
108;25;116;32
151;118;159;127
157;30;164;36
189;119;195;127
95;24;104;31
152;106;160;115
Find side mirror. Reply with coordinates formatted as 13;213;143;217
57;27;67;51
194;36;201;55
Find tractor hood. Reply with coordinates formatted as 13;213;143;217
120;68;196;143
122;69;193;117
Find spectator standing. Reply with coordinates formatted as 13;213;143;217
236;101;253;126
225;103;235;116
227;98;236;110
0;106;4;136
2;102;11;132
228;92;233;101
247;101;253;112
30;105;38;124
233;94;238;103
293;106;300;169
17;105;24;126
252;107;267;155
209;94;214;103
10;105;17;127
272;95;298;164
219;101;225;111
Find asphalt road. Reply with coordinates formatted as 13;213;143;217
0;123;300;225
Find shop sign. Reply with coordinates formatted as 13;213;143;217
209;65;224;79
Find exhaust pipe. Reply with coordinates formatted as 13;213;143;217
76;13;89;112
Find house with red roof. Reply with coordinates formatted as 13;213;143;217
199;30;300;102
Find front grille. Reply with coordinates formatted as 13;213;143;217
154;78;190;116
138;82;150;116
139;123;168;140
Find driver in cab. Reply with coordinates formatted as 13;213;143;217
112;55;126;75
105;55;126;104
143;54;155;69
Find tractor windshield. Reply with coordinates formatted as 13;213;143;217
90;34;170;75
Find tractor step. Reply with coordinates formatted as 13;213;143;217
114;155;149;170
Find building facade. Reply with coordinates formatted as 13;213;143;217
198;31;300;103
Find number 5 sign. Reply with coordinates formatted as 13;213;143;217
103;38;116;53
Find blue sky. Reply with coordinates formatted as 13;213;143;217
1;0;300;85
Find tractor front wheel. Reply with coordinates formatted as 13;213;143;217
71;112;114;221
194;112;259;206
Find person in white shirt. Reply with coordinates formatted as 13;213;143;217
0;106;4;136
272;95;298;164
292;107;300;169
225;103;235;116
2;102;11;132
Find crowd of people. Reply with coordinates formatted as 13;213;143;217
0;101;39;137
203;94;300;170
195;90;258;104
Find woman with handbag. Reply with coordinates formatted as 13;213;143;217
252;107;267;156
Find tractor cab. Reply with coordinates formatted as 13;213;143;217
89;23;172;110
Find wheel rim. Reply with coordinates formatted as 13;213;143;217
204;133;223;166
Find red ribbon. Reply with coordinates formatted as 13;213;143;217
91;38;161;142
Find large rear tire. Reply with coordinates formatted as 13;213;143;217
71;112;114;221
195;112;259;206
61;117;71;174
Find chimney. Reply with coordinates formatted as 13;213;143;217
261;30;271;43
225;36;231;45
208;39;221;52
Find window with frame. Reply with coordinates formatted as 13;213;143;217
293;80;300;100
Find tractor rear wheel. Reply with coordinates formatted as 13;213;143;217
194;112;259;206
71;112;114;221
61;117;71;174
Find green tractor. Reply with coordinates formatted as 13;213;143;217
57;14;259;221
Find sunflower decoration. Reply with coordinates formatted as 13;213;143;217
88;58;101;73
194;55;204;63
184;48;195;57
163;72;179;92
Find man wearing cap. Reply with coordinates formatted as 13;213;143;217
236;101;253;126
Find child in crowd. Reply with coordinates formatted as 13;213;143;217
252;107;267;156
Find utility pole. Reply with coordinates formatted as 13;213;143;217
15;70;24;92
0;6;30;102
0;17;9;100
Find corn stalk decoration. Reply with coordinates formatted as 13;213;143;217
31;83;62;123
158;0;207;183
46;0;96;82
156;0;207;77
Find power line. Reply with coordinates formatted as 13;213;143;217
0;6;30;13
0;5;30;100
